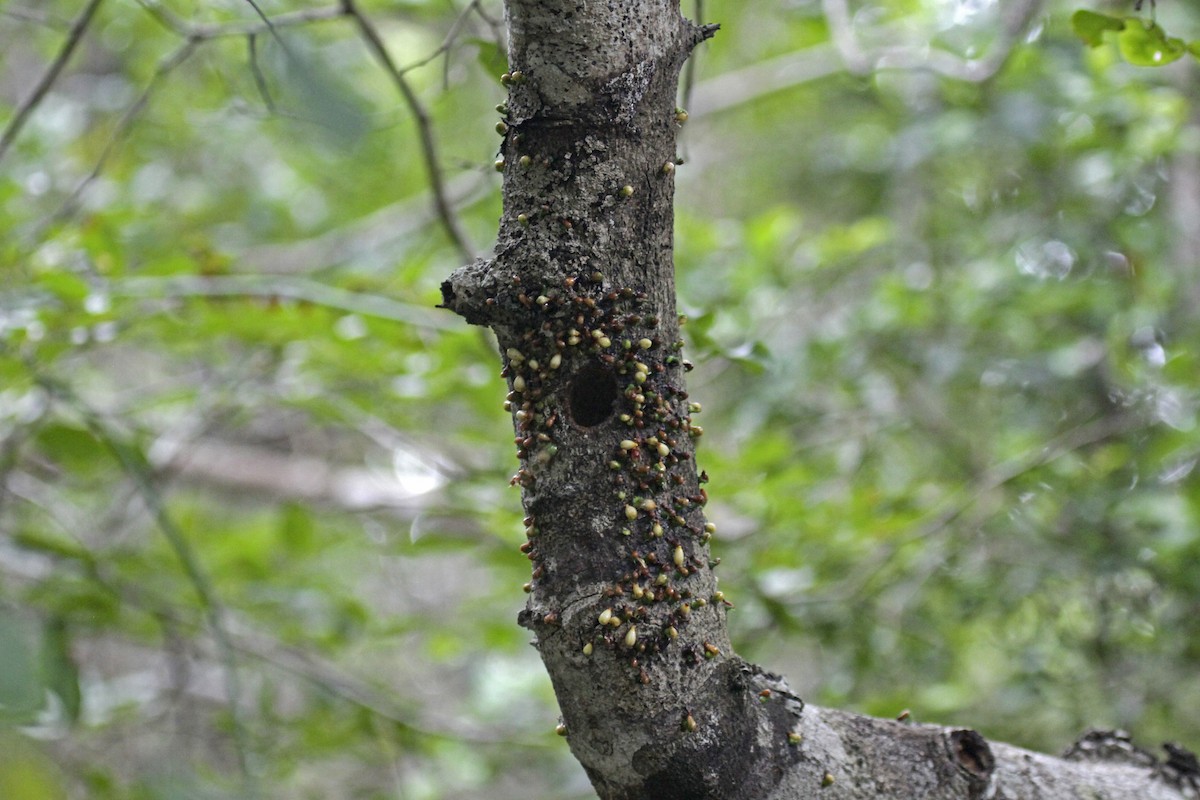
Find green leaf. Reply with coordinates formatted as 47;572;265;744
33;582;120;626
35;272;90;305
1117;19;1187;67
33;423;106;477
12;530;94;565
470;38;508;79
278;503;317;554
1070;10;1125;47
723;340;770;374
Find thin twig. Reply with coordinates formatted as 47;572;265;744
236;0;305;88
194;5;348;38
240;0;275;31
341;0;476;263
131;0;189;35
393;0;482;85
109;274;458;330
1;6;71;28
246;33;277;111
137;0;346;39
471;0;505;52
234;169;489;273
111;0;477;263
0;0;106;165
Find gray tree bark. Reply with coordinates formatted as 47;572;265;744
440;1;1200;798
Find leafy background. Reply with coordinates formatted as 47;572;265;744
1;0;1198;797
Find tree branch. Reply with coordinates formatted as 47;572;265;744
12;0;479;265
246;33;277;112
758;705;1199;799
148;435;457;515
396;0;487;88
0;0;106;165
136;0;347;39
108;274;459;331
340;0;478;263
0;6;71;29
232;171;491;274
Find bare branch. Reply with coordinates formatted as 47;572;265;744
821;0;1044;82
690;44;843;118
0;0;106;166
246;33;277;111
198;5;349;38
234;170;491;274
17;0;478;265
395;0;485;87
340;0;478;263
109;274;460;331
1;6;71;29
136;0;347;40
469;0;505;54
131;0;191;35
149;436;451;512
240;0;276;31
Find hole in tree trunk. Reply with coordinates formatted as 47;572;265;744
568;362;618;427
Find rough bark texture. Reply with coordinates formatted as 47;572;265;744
440;1;1199;798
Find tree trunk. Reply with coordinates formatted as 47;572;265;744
440;1;1200;797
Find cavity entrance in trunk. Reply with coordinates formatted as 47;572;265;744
568;362;618;427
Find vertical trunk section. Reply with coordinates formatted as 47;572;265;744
441;2;802;798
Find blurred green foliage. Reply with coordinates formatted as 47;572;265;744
1;0;1198;797
1072;10;1200;66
